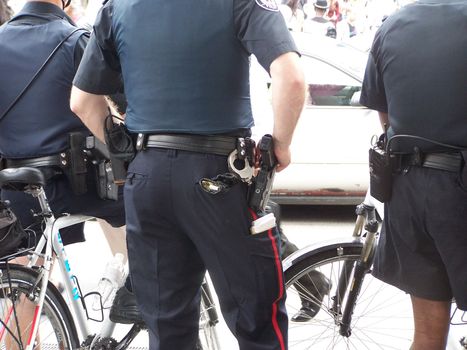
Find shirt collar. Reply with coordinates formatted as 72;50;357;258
19;1;67;19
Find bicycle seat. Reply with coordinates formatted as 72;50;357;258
0;167;46;191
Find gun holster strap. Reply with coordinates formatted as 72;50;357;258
144;134;237;156
5;154;67;169
400;152;462;173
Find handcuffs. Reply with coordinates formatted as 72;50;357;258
199;138;255;194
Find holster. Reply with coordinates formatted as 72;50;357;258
248;135;277;212
65;132;88;195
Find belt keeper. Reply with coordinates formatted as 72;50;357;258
236;138;247;160
135;133;147;151
237;137;255;165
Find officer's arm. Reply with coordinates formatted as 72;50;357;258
70;87;108;142
270;52;306;172
378;112;389;130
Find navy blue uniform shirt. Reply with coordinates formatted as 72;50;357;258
0;1;89;158
73;0;299;134
360;0;467;152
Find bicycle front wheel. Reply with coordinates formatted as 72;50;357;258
285;243;414;349
0;264;79;350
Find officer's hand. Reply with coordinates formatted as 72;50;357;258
274;142;291;172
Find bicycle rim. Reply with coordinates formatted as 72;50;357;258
285;245;414;350
0;265;79;350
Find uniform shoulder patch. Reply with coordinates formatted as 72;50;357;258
255;0;279;12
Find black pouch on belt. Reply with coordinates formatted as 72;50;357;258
369;144;392;203
66;132;88;195
104;114;135;164
85;136;122;201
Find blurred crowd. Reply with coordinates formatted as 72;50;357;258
3;0;415;43
279;0;415;43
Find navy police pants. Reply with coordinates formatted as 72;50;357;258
125;148;288;350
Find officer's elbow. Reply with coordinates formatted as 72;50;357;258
270;52;306;93
70;86;107;122
70;86;87;118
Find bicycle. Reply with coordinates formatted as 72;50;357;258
0;167;221;350
282;193;415;349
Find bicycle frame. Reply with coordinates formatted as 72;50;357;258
20;186;116;349
8;184;221;350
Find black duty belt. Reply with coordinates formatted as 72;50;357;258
141;134;237;156
401;152;463;173
5;153;68;169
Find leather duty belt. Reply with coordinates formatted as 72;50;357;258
139;134;237;156
401;152;463;173
5;153;68;169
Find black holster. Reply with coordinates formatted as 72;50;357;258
65;132;88;195
248;135;277;212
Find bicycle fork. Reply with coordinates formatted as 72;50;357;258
331;204;379;337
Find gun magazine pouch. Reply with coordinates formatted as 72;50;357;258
95;161;119;201
369;146;392;203
85;135;123;201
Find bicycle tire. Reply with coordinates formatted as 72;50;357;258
0;264;80;350
284;242;414;350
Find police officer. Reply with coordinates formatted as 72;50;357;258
0;0;138;323
70;0;306;348
360;1;467;349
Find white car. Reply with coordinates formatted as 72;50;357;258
251;33;382;205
